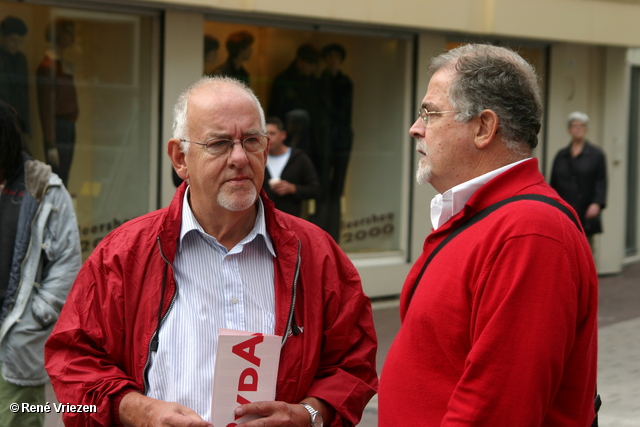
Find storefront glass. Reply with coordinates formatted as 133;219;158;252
0;2;157;258
204;19;412;254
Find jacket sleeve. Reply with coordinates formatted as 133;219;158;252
32;185;81;328
292;152;322;201
45;256;142;427
0;183;82;387
307;249;378;426
592;148;607;208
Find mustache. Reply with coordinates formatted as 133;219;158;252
416;139;427;155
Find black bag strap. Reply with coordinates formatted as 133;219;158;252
407;194;581;305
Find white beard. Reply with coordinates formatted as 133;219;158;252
416;140;431;185
217;183;257;212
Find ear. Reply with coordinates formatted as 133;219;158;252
168;138;189;180
474;109;499;150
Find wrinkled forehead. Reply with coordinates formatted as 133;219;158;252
424;68;456;107
188;86;262;132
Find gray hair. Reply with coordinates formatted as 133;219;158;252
429;44;542;156
567;111;589;127
173;76;266;153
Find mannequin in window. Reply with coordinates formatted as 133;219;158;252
320;43;354;242
203;35;219;76
211;30;253;85
269;44;332;234
0;16;30;138
36;18;78;187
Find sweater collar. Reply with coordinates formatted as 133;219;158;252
430;158;531;230
431;158;546;235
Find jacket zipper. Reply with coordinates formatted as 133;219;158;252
275;239;301;401
142;236;179;393
281;238;301;347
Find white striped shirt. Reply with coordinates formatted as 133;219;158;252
146;188;276;421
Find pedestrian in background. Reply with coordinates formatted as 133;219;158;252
551;111;607;244
0;100;81;427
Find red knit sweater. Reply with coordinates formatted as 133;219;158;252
379;159;598;426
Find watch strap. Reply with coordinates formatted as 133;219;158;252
300;402;322;427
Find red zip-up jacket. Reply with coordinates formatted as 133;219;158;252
45;184;378;426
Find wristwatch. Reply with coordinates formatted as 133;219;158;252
300;403;323;427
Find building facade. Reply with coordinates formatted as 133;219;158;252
2;0;639;296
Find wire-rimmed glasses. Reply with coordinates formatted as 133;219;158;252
418;107;457;124
180;134;269;156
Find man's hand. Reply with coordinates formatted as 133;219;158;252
233;397;333;426
232;401;309;426
585;203;601;219
270;180;296;196
46;147;60;168
119;391;212;427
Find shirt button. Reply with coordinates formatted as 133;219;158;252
232;297;238;304
428;237;436;243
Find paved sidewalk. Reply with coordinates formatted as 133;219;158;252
597;317;640;427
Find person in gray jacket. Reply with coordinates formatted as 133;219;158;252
0;101;81;427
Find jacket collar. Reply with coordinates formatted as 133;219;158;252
157;181;187;263
260;189;298;253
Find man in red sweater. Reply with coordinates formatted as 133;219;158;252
378;44;598;426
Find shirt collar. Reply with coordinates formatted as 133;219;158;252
430;158;532;230
180;186;275;256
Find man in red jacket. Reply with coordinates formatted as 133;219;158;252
45;76;377;427
378;44;598;426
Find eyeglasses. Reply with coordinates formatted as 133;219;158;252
181;134;269;156
418;107;457;124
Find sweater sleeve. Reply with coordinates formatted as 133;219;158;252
442;233;594;426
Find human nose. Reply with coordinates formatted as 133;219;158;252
410;118;425;139
227;141;250;166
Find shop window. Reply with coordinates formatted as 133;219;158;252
0;2;157;258
204;20;411;254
